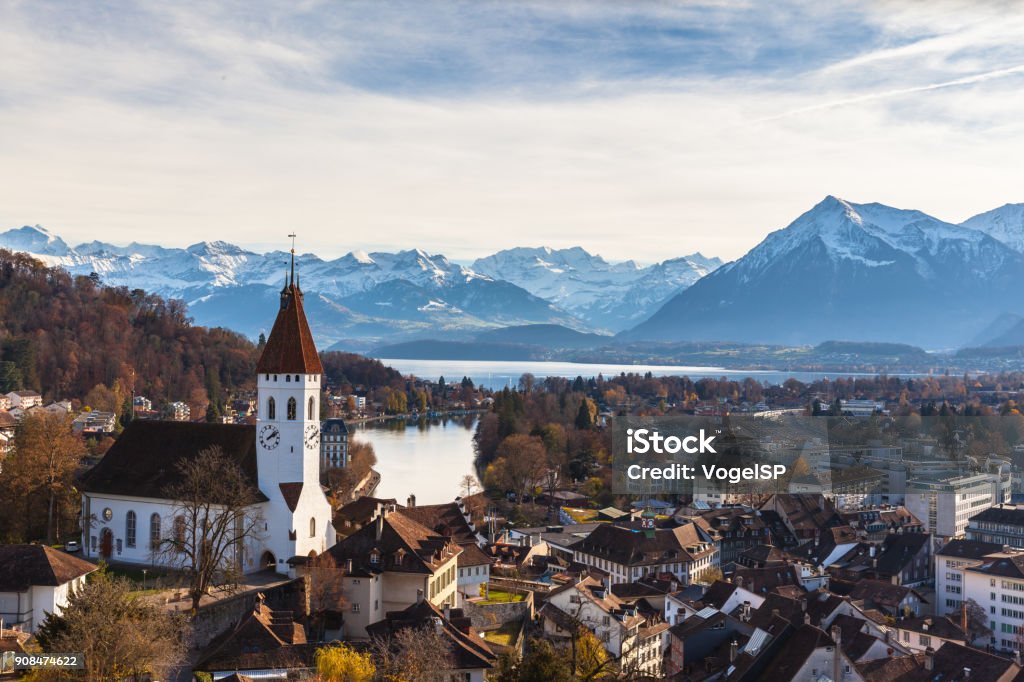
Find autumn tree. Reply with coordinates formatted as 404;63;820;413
495;638;573;682
157;446;265;612
308;553;347;640
315;643;375;682
35;570;187;681
0;412;83;543
485;434;547;503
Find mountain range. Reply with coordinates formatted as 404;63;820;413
5;195;1024;353
626;196;1024;348
0;228;715;350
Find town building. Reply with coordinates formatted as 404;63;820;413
4;391;41;409
325;508;462;639
961;550;1024;653
320;418;349;470
906;472;1007;540
967;504;1024;548
0;545;97;632
366;600;496;682
935;538;1005;616
167;401;190;421
78;260;335;576
569;521;719;586
540;576;664;678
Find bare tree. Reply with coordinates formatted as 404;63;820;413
158;446;265;613
372;625;456;682
36;570;187;681
307;553;347;641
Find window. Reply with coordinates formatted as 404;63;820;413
267;397;276;420
310;517;316;538
287;397;297;420
150;513;161;550
352;603;360;613
308;396;315;421
286;374;291;382
126;510;136;548
174;515;186;544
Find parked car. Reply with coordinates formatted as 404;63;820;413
64;540;80;553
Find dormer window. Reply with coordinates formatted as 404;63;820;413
370;549;381;565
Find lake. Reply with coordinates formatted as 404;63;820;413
353;415;480;505
377;358;893;390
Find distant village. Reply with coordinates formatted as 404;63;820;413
7;267;1024;681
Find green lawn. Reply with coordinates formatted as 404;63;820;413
479;588;526;604
482;620;522;646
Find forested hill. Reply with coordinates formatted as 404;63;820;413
0;250;402;411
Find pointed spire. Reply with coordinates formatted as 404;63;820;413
288;232;297;287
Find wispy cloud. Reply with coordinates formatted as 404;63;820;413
1;1;1023;262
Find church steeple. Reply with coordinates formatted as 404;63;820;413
258;236;322;375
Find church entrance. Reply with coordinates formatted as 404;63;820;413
260;550;277;571
100;528;113;559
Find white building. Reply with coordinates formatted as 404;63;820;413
325;509;461;639
906;472;1006;541
934;539;1005;617
79;262;335;576
570;522;719;586
961;549;1024;653
541;576;664;678
5;391;42;409
0;545;97;632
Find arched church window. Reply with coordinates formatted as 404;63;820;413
308;397;315;421
126;510;136;548
267;397;276;420
174;515;186;544
287;397;297;420
150;513;161;551
286;374;291;382
310;517;316;537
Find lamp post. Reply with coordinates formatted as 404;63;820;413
141;568;147;592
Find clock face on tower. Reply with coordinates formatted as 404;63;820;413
305;424;320;449
259;424;281;450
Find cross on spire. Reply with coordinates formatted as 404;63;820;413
288;232;297;285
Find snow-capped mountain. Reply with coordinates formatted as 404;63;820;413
472;246;721;331
0;227;582;348
625;196;1024;347
961;204;1024;254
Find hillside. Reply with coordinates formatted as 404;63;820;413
0;250;403;412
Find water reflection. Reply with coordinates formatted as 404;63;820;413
352;415;480;505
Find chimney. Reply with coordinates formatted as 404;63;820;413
735;575;744;589
443;603;451;621
346;558;353;574
730;640;738;663
869;545;876;558
804;612;811;625
924;647;934;671
830;624;841;647
376;514;384;541
416;589;424;603
742;601;751;622
963;667;971;680
407;494;416;508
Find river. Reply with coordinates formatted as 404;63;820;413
376;358;898;391
352;415;480;505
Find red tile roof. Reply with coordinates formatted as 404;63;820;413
256;284;323;374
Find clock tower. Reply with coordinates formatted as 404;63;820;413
255;244;334;572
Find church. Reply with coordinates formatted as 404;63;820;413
79;258;336;575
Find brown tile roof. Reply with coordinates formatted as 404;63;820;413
752;624;835;682
457;542;493;568
0;411;15;428
571;521;715;566
937;538;1005;561
401;503;479;546
195;601;312;673
256;284;323;374
366;600;496;672
858;643;1021;682
0;545;97;591
80;420;267;501
279;483;303;512
326;510;461;576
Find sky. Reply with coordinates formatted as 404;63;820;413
2;0;1024;263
